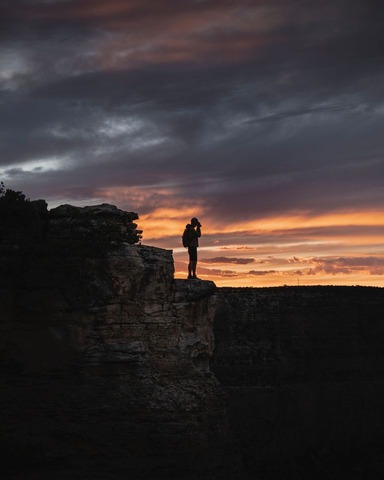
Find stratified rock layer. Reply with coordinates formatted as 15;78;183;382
0;205;228;479
49;203;142;245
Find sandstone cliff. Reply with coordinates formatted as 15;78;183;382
0;203;229;479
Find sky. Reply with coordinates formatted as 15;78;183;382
1;0;384;287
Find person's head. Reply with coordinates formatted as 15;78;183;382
191;217;199;227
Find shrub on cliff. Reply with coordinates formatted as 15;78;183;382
0;183;47;244
0;182;30;204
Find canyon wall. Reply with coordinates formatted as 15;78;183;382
212;286;384;476
0;204;229;479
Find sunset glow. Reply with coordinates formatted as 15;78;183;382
1;0;383;288
139;206;384;287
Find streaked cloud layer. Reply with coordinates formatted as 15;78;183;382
1;0;384;286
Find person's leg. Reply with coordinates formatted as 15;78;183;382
188;247;198;278
192;248;198;278
188;259;193;278
188;247;193;278
191;260;197;277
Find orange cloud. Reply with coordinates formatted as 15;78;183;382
200;256;255;265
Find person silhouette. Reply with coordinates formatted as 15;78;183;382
183;217;201;279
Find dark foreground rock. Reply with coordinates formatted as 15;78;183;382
0;245;234;479
0;202;234;479
212;286;384;477
1;201;384;479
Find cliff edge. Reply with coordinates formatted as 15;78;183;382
0;203;229;479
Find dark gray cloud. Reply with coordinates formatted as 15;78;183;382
268;255;384;277
248;270;277;276
201;256;255;265
1;0;384;227
307;256;384;275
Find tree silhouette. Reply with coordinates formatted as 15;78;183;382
0;182;30;203
0;183;41;243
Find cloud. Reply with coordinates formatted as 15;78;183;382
220;246;254;250
247;270;277;276
289;256;301;263
191;265;239;278
201;256;254;265
290;256;384;276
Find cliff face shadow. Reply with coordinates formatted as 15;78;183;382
211;286;384;479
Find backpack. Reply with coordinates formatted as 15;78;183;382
182;228;192;248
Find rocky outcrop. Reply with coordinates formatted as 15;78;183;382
0;204;229;479
49;203;143;245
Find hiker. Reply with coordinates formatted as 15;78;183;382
182;217;202;279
